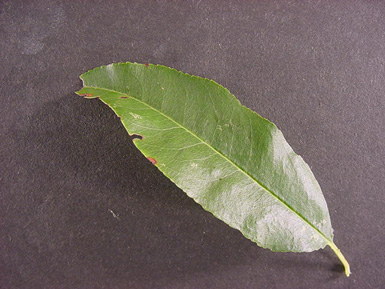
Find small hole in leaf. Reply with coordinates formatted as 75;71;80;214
130;134;143;141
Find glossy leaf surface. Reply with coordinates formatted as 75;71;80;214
77;62;350;275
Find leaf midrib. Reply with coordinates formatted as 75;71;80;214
85;85;333;246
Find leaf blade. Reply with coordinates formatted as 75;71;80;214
77;62;349;274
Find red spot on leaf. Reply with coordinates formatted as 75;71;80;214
147;157;157;165
80;93;92;97
144;63;149;67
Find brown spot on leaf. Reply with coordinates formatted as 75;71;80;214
80;93;92;97
147;157;157;165
119;96;128;99
144;63;149;67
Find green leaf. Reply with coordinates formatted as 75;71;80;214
76;62;350;276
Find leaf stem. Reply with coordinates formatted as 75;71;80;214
328;241;351;277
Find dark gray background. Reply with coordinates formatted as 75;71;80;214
1;1;384;288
